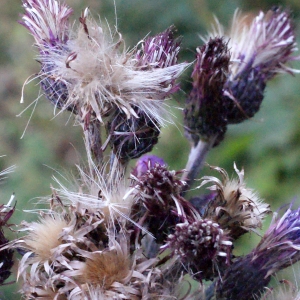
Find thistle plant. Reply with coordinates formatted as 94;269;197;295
2;1;300;299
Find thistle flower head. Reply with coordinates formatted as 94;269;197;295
80;248;130;290
14;208;173;300
218;8;298;78
21;0;188;126
199;164;270;239
7;202;104;298
184;37;230;146
130;162;192;218
165;218;232;280
217;206;300;300
136;25;182;70
207;8;299;123
131;162;186;208
252;206;300;277
20;0;72;49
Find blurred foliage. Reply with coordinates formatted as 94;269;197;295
1;0;300;298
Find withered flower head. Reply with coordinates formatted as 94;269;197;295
81;249;130;290
165;218;232;281
129;161;197;243
184;37;230;147
21;0;188;126
6;213;70;282
207;8;299;124
7;201;105;298
199;164;270;239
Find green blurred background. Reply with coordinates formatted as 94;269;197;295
1;0;300;298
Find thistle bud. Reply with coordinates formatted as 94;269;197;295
132;154;166;178
184;37;230;146
199;164;270;239
166;218;232;281
106;106;160;162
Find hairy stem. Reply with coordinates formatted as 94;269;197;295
181;137;216;195
82;118;104;174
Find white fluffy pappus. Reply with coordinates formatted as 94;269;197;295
41;8;189;125
51;164;136;228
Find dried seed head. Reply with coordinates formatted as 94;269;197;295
22;216;68;262
8;202;106;298
106;106;160;163
166;219;232;281
81;249;130;290
52;166;135;226
199;164;270;239
207;8;299;124
184;37;230;146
